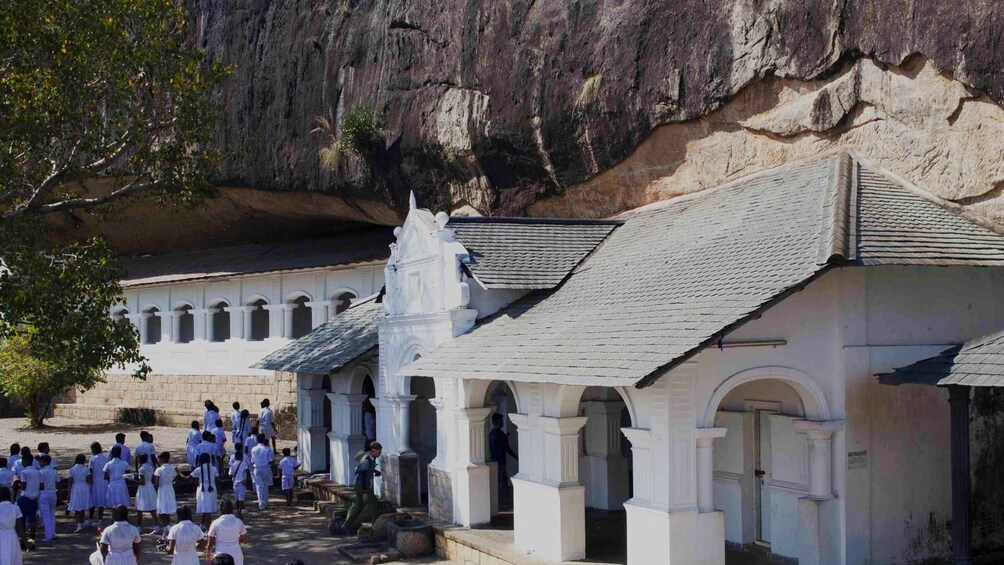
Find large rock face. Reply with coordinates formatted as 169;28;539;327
180;0;1004;233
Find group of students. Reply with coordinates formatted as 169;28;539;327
0;397;308;565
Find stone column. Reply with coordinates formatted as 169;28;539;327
298;388;328;473
263;304;285;339
696;427;728;513
306;301;329;328
513;415;588;562
170;310;182;343
327;393;368;485
454;407;493;527
282;304;295;339
127;314;145;344
157;311;170;343
948;385;974;565
233;306;253;340
793;419;843;565
580;400;629;510
193;308;211;342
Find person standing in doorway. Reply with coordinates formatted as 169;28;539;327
362;401;376;451
488;413;518;508
342;443;381;533
257;399;278;453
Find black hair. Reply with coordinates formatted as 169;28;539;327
177;505;193;521
233;401;240;409
21;453;33;466
282;448;291;456
191;420;200;429
369;442;382;451
19;447;29;457
37;442;48;452
204;399;213;408
219;497;234;515
137;453;149;465
240;409;250;418
211;554;236;565
8;444;18;456
38;454;51;466
198;454;214;493
90;442;102;455
215;419;223;428
0;486;10;502
110;445;122;459
492;413;503;426
158;452;171;462
202;431;214;442
0;458;6;468
75;454;86;465
115;433;125;442
112;505;129;522
261;398;270;407
256;433;266;443
234;448;243;461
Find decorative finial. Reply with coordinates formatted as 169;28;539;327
409;191;417;211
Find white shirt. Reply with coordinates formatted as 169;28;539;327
89;453;109;482
208;513;246;546
135;442;156;464
231;409;241;430
0;501;21;530
114;443;132;465
0;468;13;488
154;463;177;486
212;427;227;455
250;444;273;471
32;454;56;470
39;465;58;494
194;441;216;464
258;407;274;429
229;458;250;483
18;466;40;498
104;458;130;484
278;456;299;480
167;520;204;555
69;464;89;484
192;464;218;494
4;457;17;471
100;520;141;553
204;409;220;431
186;429;202;449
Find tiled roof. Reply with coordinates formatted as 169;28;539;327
877;330;1004;387
447;217;620;289
401;152;1004;388
252;296;381;374
120;227;394;287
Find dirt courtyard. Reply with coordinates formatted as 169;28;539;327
1;417;454;565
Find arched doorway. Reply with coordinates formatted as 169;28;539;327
174;304;195;343
289;295;312;338
248;299;269;341
708;372;816;562
143;307;161;344
484;381;519;526
209;300;230;342
408;376;437;504
362;375;376;450
577;386;634;563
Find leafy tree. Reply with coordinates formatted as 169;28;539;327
0;0;225;425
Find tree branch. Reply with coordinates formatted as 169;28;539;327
9;140;81;216
33;176;154;215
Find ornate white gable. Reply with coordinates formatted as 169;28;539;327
384;194;471;317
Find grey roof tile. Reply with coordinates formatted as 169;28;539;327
120;228;394;287
878;329;1004;387
446;218;619;289
253;296;381;374
402;152;1004;389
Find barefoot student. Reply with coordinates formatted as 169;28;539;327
189;453;219;531
166;505;204;565
249;434;274;511
278;448;300;506
88;442;109;528
37;455;58;543
206;498;247;565
154;452;178;535
258;399;278;453
134;453;158;533
228;447;249;519
67;454;91;533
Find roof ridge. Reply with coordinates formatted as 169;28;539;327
446;216;624;226
817;152;854;264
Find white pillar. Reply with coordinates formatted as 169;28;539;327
282;304;295;339
263;304;285;339
393;394;417;454
234;306;253;340
193;308;210;342
696;427;727;513
794;420;842;500
170;311;182;342
157;311;170;343
454;407;493;527
327;393;368;485
306;301;329;328
512;415;588;562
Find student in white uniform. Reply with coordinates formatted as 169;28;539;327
206;499;247;565
194;432;218;470
212;420;227;474
0;486;25;565
134;432;157;473
154;452;178;535
36;455;58;543
166;505;204;565
104;445;131;509
233;410;251;449
0;460;13;490
278;449;300;506
258;399;278;453
95;505;141;565
204;400;220;433
134;453;158;533
250;435;274;510
186;421;202;468
230;402;242;440
113;434;132;468
67;454;91;533
88;442;109;528
5;446;18;472
32;444;55;471
228;447;250;519
15;452;40;545
188;453;219;531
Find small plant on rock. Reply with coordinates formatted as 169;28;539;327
313;104;386;170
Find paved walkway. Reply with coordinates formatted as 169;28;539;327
0;418;454;565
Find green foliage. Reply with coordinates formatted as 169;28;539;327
313;104;385;170
0;0;229;218
0;225;149;427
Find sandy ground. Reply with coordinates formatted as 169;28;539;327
1;417;455;565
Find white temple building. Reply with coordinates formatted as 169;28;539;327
266;151;1004;564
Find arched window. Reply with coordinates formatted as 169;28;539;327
290;295;312;338
334;291;356;315
209;300;230;342
248;299;269;341
174;305;195;344
111;308;129;324
143;307;161;345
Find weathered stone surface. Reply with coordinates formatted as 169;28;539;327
181;0;1004;228
388;520;434;558
372;512;412;542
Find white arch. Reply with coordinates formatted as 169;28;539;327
328;287;360;301
702;366;831;428
462;379;523;414
285;290;314;303
140;303;162;314
111;306;130;317
207;297;230;308
244;294;269;306
172;300;195;311
393;336;430;395
552;384;639;425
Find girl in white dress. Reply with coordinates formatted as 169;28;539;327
154;452;178;534
186;453;219;531
104;445;131;509
203;400;220;433
258;398;278;453
88;442;109;528
228;447;250;519
97;505;141;565
206;498;247;565
185;421;202;468
0;486;25;565
66;454;91;533
133;453;158;533
166;505;204;565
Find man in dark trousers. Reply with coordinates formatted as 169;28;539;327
488;413;518;508
343;442;382;533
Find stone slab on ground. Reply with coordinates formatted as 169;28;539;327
339;542;405;564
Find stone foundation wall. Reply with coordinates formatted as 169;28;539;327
428;466;454;523
54;372;297;436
